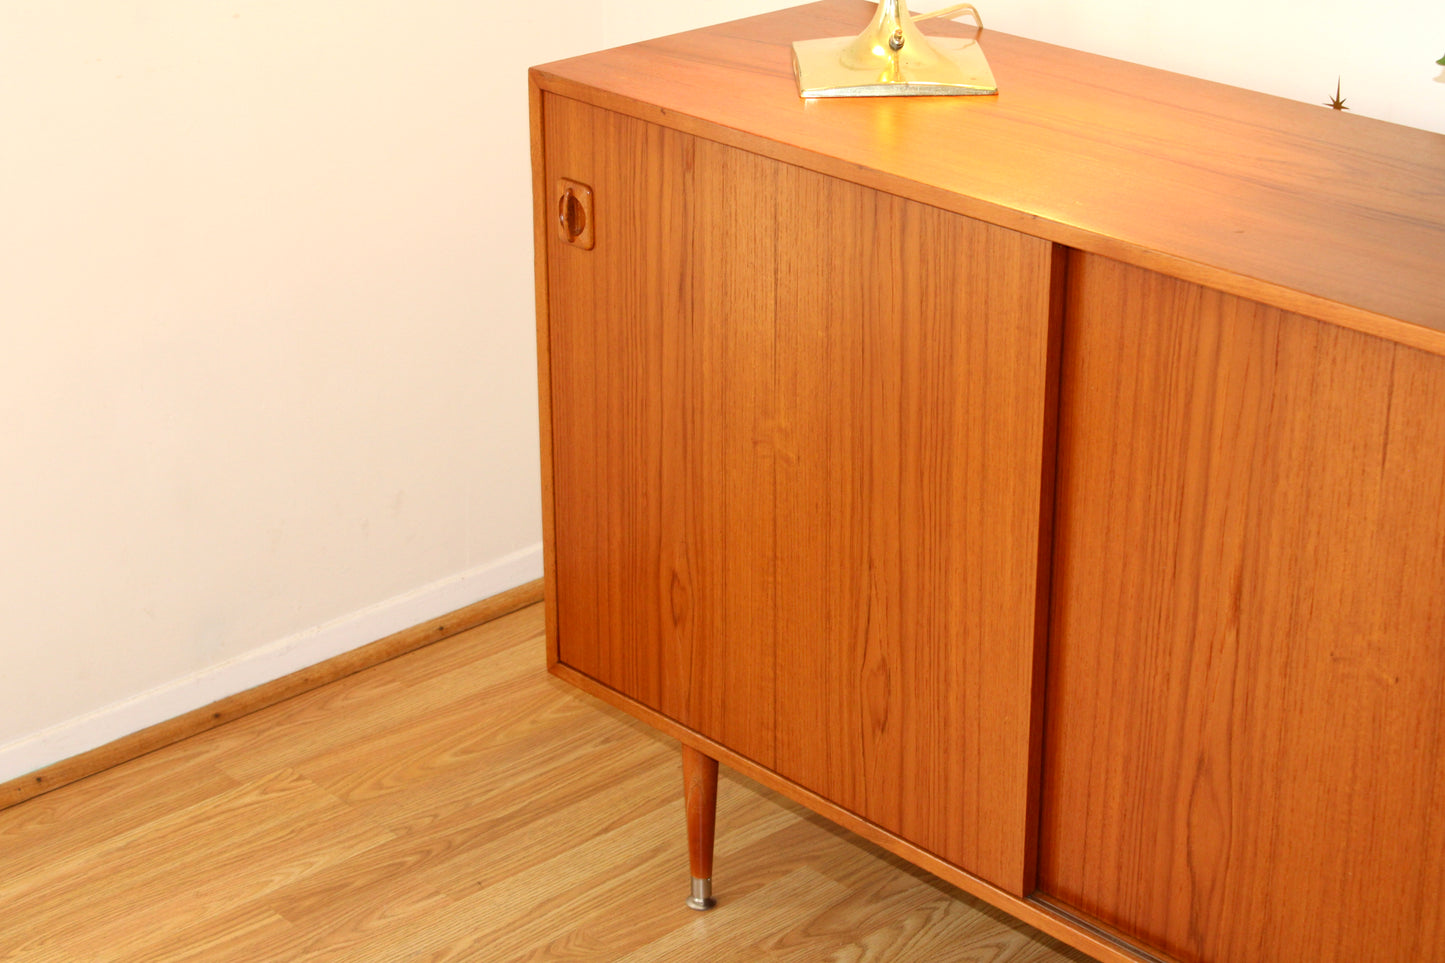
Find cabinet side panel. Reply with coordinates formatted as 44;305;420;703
772;166;1057;894
530;75;560;665
543;95;777;764
1041;252;1445;963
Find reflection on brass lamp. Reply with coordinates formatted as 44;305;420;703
792;0;997;98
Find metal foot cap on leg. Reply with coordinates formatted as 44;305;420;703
686;876;716;911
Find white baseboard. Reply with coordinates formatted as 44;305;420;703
0;543;543;784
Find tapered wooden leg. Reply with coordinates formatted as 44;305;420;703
682;744;718;910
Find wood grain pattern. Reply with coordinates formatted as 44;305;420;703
768;162;1059;895
544;93;779;766
0;603;1092;963
531;0;1445;355
0;578;544;814
543;93;1059;895
683;745;719;881
1040;252;1445;963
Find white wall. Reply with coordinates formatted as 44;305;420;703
0;0;1437;784
968;0;1445;134
0;1;608;781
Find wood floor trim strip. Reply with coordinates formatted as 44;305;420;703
1;578;545;813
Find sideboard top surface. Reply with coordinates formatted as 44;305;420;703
531;0;1445;354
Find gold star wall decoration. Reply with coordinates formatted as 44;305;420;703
1324;78;1349;110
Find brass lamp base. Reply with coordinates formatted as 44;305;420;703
792;0;997;98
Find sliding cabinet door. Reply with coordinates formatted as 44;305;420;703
768;167;1061;895
544;93;1061;894
543;94;779;766
1041;252;1445;963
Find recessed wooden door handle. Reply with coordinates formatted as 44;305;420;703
559;189;585;236
556;179;594;250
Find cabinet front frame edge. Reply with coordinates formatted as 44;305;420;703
549;660;1163;963
529;72;561;667
528;71;1445;360
1019;241;1070;896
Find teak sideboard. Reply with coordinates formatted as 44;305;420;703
528;4;1445;961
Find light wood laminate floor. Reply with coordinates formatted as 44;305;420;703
0;603;1091;962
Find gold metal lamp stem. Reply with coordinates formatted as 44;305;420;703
840;0;928;71
793;0;998;97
